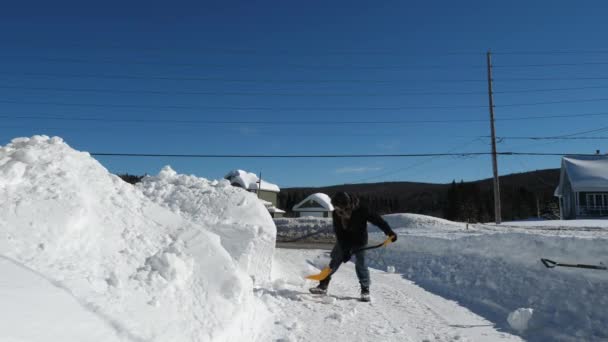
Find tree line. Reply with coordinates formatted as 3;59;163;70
278;169;561;222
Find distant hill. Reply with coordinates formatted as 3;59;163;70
278;169;561;222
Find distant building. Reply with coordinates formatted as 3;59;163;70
554;155;608;219
292;193;334;218
225;170;285;218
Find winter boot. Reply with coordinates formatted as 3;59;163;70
360;286;370;302
309;284;327;295
309;278;330;295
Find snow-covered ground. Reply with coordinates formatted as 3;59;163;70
1;135;606;342
262;248;522;342
368;214;608;341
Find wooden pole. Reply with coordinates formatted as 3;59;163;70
257;172;262;198
487;50;502;224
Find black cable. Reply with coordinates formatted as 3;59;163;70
0;55;484;70
88;152;600;158
0;99;487;111
494;62;608;68
0;71;488;84
496;97;608;107
4;111;608;125
0;85;487;97
495;86;608;94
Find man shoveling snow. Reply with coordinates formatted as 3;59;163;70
308;192;397;302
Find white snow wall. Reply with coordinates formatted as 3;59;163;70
369;232;608;341
0;136;270;342
137;166;276;284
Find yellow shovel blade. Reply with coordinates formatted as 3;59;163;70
305;267;332;281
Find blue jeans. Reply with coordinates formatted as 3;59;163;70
321;242;370;288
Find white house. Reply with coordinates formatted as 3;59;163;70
225;170;285;218
554;155;608;219
292;193;334;218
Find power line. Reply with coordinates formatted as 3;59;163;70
0;99;487;111
350;138;484;183
494;62;608;68
0;85;487;97
6;84;608;96
0;41;485;56
496;97;608;107
0;115;489;125
89;151;600;158
493;50;608;55
0;71;487;84
4;97;608;112
495;86;608;94
0;55;484;70
497;136;608;140
0;71;484;84
498;111;608;121
4;111;608;125
498;76;608;81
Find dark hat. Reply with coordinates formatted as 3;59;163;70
331;192;351;208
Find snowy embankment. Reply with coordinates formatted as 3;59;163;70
274;217;334;243
370;214;608;341
0;136;275;342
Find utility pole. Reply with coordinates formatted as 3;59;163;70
487;50;502;224
257;172;262;198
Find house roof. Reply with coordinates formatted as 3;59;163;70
224;170;280;193
267;206;286;214
292;193;334;212
555;155;608;195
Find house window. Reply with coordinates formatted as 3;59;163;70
299;200;320;209
586;193;607;208
584;193;608;216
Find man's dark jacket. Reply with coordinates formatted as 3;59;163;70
332;204;394;251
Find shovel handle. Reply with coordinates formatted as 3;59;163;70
541;258;557;268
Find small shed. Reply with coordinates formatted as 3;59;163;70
554;155;608;219
292;193;334;218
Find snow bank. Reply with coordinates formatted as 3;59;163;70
274;217;334;243
275;212;608;341
137;166;276;284
383;213;467;234
366;215;608;341
0;136;269;341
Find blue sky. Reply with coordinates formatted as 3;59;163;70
2;1;608;187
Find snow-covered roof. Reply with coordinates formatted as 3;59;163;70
292;193;334;212
556;155;608;195
224;169;280;193
267;206;286;214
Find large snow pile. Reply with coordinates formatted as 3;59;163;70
137;166;276;284
0;136;271;341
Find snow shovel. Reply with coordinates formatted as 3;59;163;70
541;258;607;270
306;236;394;281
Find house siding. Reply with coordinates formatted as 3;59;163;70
258;190;278;207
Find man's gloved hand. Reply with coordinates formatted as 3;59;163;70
388;232;398;242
